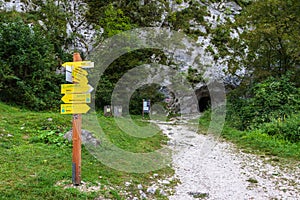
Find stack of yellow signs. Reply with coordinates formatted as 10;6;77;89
60;61;94;114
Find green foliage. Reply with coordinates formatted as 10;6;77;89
216;0;300;81
0;16;64;110
210;26;231;58
88;2;169;112
242;0;300;77
258;113;300;143
166;1;208;37
98;3;135;39
186;66;204;87
199;110;300;159
1;1;72;63
129;84;166;115
85;0;168;27
227;73;300;138
85;0;211;112
30;130;72;147
209;0;300;144
233;0;252;7
30;0;71;62
96;49;168;112
85;0;210;38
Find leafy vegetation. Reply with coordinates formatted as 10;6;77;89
213;0;300;84
96;49;168;113
0;0;300;197
227;73;300;132
0;16;65;110
207;0;300;146
199;110;300;160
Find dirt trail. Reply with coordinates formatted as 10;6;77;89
155;120;300;200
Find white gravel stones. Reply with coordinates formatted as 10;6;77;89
137;184;143;190
146;185;157;194
159;189;167;196
125;182;131;187
139;190;147;199
156;122;300;200
160;180;170;185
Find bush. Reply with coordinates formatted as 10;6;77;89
0;17;64;110
227;73;300;130
258;113;300;143
30;130;72;147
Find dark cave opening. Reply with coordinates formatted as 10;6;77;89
198;96;211;112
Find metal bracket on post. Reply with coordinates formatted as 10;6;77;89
72;162;76;184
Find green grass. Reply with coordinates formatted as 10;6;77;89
0;102;173;199
198;110;300;160
97;115;168;152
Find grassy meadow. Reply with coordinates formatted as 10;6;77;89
0;102;174;200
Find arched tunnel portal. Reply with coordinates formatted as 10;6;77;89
195;86;211;112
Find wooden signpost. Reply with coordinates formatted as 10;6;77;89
60;53;94;186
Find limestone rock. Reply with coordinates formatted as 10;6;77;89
64;129;101;147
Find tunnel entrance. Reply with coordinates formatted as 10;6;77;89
198;96;211;112
195;86;211;112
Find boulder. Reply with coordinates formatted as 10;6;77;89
64;129;101;147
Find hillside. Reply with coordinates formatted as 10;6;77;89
0;102;174;199
0;0;299;199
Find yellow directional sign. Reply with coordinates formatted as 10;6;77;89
62;61;94;68
61;84;93;94
61;104;90;114
61;93;91;104
73;67;88;76
72;72;88;84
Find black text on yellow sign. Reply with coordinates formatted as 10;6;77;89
61;104;90;114
61;93;91;104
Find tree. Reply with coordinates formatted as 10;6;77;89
0;17;64;110
227;73;300;130
213;0;300;84
98;3;135;39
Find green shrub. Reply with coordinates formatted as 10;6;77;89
30;130;72;147
227;73;300;130
258;113;300;143
0;17;64;110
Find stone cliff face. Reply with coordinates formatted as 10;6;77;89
1;0;243;112
1;0;98;55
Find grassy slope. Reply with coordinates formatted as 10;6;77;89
0;102;173;200
198;111;300;161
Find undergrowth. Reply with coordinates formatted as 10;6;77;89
198;110;300;160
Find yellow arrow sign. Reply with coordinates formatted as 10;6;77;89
72;67;88;76
61;93;91;104
72;73;88;84
61;104;90;114
61;84;94;94
62;61;94;68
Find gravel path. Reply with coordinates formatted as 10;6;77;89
156;121;300;200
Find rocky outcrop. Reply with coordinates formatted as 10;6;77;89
0;0;98;55
1;0;243;113
64;129;101;147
